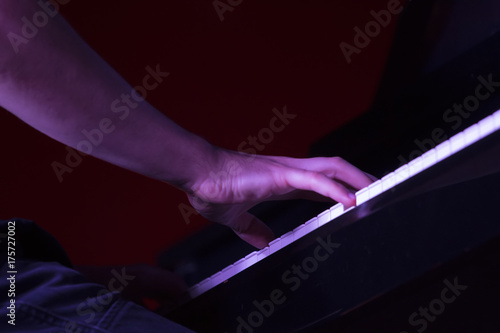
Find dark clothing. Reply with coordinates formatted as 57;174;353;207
0;218;194;332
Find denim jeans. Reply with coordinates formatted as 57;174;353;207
0;218;194;332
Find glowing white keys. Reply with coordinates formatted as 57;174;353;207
393;165;410;186
269;238;281;254
493;110;500;127
449;132;467;153
244;251;258;268
211;271;222;286
368;180;383;197
421;149;437;170
464;124;480;146
479;115;495;137
303;217;318;234
189;284;201;297
197;277;214;295
280;231;294;247
330;203;344;220
233;258;247;275
317;209;331;227
409;157;424;177
187;109;500;300
435;140;451;162
293;224;307;241
382;172;396;192
219;265;235;282
356;187;370;205
257;247;270;261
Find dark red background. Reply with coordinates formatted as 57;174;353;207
0;0;402;266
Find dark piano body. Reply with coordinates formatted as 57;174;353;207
166;1;500;332
168;125;500;333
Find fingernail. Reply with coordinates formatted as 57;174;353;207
348;192;356;201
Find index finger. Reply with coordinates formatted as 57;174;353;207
268;156;375;191
282;168;358;207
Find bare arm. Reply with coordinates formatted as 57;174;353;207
0;0;214;191
0;0;374;248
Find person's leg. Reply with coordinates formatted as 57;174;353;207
0;259;195;332
0;219;195;332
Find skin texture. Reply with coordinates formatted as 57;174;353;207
0;0;374;303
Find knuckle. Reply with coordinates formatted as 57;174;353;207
330;156;345;164
307;171;325;184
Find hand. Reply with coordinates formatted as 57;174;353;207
187;148;375;249
76;264;188;310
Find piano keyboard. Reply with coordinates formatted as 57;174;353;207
187;109;500;300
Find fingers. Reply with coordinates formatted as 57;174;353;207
269;156;373;190
283;168;357;207
229;211;275;249
329;158;375;190
188;153;375;250
188;192;274;249
364;172;379;182
267;189;336;203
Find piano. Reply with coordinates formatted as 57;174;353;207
164;1;500;331
167;111;500;332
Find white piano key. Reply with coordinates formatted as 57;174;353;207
463;124;480;146
303;217;318;233
435;140;451;162
393;165;410;186
449;132;466;153
269;238;281;254
381;172;396;192
368;180;383;197
408;157;424;177
293;224;307;241
330;203;344;220
189;283;201;298
420;148;437;170
197;277;213;295
244;251;258;268
232;258;247;275
493;110;500;127
356;187;370;205
280;231;294;247
479;115;495;137
211;271;223;286
186;109;500;300
219;265;235;282
317;209;331;227
343;205;355;214
256;247;270;261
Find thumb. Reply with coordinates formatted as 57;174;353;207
230;211;275;249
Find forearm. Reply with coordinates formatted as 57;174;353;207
0;0;212;191
0;1;375;249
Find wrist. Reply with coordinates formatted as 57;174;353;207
159;134;222;195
